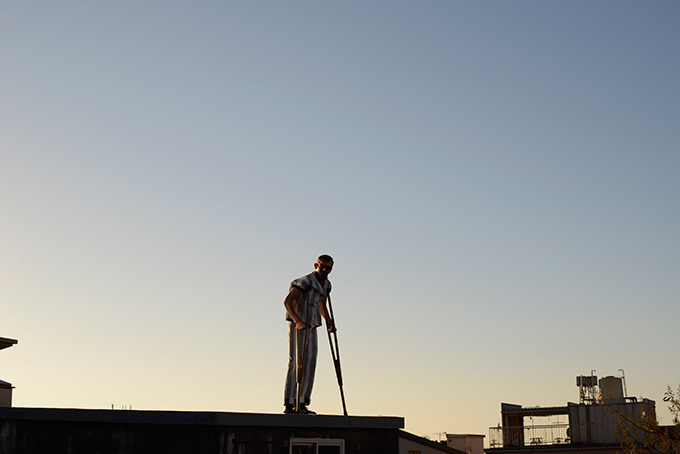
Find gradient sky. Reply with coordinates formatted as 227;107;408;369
2;0;679;441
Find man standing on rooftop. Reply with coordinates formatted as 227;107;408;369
283;255;336;414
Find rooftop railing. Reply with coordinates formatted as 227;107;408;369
488;424;569;448
488;422;621;449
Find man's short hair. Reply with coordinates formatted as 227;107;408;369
317;254;334;264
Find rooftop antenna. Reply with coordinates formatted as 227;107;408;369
577;370;598;404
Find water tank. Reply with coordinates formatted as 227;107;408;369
599;376;624;401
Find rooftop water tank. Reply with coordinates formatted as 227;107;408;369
599;376;624;401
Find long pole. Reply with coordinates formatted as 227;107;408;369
326;294;348;416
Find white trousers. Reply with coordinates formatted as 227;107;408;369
284;322;318;405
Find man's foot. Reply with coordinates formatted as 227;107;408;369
284;404;296;414
297;404;316;415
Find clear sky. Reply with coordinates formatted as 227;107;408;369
2;0;679;441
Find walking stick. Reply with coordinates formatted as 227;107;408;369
325;293;348;416
296;289;312;412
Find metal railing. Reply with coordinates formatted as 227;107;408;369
488;424;569;448
488;422;621;449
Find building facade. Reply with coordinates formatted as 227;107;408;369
485;374;656;454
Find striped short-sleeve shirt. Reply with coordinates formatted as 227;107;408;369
285;272;331;328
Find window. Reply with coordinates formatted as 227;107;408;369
290;438;344;454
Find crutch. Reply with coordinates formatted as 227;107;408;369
296;290;312;412
325;293;348;416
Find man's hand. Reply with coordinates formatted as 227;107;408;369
295;319;307;330
326;321;337;333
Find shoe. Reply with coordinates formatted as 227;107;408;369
297;404;316;415
284;404;296;414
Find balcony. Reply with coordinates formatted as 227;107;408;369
488;424;570;448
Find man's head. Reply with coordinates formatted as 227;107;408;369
314;254;334;280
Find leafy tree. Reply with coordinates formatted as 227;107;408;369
606;385;680;453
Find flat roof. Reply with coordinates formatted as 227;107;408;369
0;408;404;429
400;430;467;454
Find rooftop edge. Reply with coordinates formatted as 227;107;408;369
0;407;404;429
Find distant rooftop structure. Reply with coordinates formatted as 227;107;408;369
486;370;654;454
0;336;17;407
446;433;485;454
0;337;18;351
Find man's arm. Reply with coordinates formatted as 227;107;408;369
284;287;307;330
320;296;336;333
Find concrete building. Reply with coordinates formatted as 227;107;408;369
485;373;657;454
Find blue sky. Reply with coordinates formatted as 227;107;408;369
2;0;679;440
